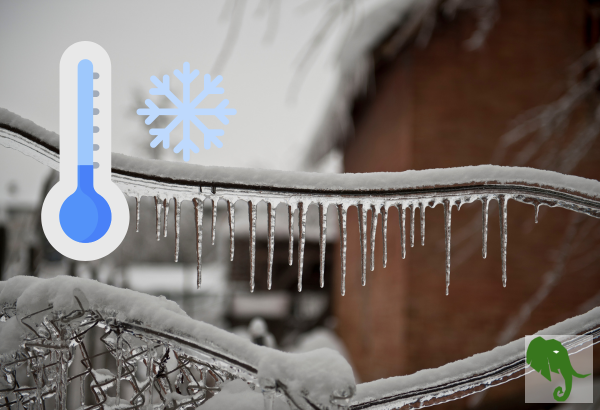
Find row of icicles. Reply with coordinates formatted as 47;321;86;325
135;194;515;295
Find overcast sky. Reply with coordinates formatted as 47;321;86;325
0;0;389;207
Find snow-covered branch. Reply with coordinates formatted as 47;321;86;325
1;107;600;298
1;275;598;410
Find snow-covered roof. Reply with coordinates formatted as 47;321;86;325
306;0;423;165
306;0;498;166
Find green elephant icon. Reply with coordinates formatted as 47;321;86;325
526;336;590;402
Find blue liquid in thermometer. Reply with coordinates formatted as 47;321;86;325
59;59;112;243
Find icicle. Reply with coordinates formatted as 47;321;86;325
267;202;276;290
228;200;235;261
482;196;489;259
135;196;140;233
146;344;155;410
211;199;217;245
57;351;67;410
370;205;378;271
162;198;169;238
193;198;203;289
420;202;426;246
37;356;44;410
397;203;406;259
288;205;294;266
154;196;162;241
318;203;327;288
79;373;85;407
174;198;181;262
358;204;367;286
337;205;347;296
297;202;308;292
116;333;122;405
410;203;415;247
248;201;257;292
534;203;540;223
443;199;452;296
381;206;388;268
499;195;508;287
263;391;274;410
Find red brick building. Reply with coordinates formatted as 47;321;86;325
316;1;600;407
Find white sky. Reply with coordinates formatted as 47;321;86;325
0;0;389;207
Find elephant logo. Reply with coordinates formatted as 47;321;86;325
526;336;590;402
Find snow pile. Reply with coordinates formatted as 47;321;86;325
202;379;287;410
258;348;356;406
0;276;355;408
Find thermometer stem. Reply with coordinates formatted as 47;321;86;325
78;59;93;168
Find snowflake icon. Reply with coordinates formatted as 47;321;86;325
137;62;236;161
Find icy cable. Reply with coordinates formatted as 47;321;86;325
1;108;600;294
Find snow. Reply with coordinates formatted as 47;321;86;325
0;317;25;356
2;107;600;295
201;379;287;410
0;275;355;408
258;348;356;406
2;107;600;198
307;0;419;164
0;274;598;408
351;306;600;408
137;63;236;161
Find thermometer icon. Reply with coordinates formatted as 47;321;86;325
42;42;129;261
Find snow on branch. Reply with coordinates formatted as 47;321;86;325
1;275;598;410
0;276;354;410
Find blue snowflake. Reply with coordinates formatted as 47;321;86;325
137;62;236;161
